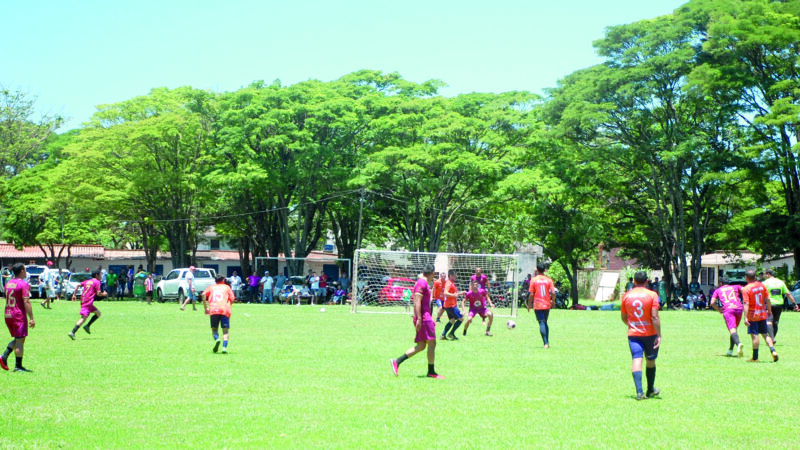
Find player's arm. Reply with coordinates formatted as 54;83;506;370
549;286;556;309
21;291;35;328
486;291;495;309
620;311;628;326
710;291;721;313
651;307;661;348
413;291;423;330
784;285;798;310
201;291;209;314
742;293;750;325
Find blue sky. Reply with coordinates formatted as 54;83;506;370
2;0;686;131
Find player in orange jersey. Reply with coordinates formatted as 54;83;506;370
528;263;555;348
432;272;447;323
202;275;236;354
741;270;778;362
620;271;661;400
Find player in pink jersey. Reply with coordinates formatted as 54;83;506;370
710;278;744;357
471;267;488;290
202;275;236;353
461;279;495;336
2;263;35;372
68;269;106;340
620;271;661;400
741;270;777;362
391;264;443;379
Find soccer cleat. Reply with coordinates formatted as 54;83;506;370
213;340;221;353
440;335;448;341
636;392;646;401
83;326;91;335
463;329;467;336
221;347;227;354
391;359;399;376
726;349;734;357
646;387;660;398
13;367;32;373
0;355;8;371
435;318;441;323
747;359;759;363
447;333;458;341
427;373;444;379
68;332;76;340
485;331;493;336
180;306;185;311
737;343;744;358
772;351;779;362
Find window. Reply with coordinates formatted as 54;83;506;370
210;239;220;250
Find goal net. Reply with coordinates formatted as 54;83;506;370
352;250;520;318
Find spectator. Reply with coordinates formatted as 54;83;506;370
339;272;350;293
247;271;260;304
144;273;154;305
260;271;274;304
228;271;242;300
625;277;635;292
280;279;295;304
318;273;328;303
127;265;134;297
309;272;320;305
331;284;347;304
106;270;117;300
117;270;128;300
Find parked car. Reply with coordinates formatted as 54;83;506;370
155;268;216;303
65;272;94;299
378;277;416;305
791;280;800;308
25;265;49;298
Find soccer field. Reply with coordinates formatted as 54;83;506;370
2;302;798;448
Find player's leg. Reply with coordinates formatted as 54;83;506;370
463;312;473;336
435;300;444;322
211;315;221;353
449;308;463;339
629;337;645;399
0;338;15;370
644;335;659;397
762;321;778;361
442;309;454;339
747;321;760;360
69;314;89;340
220;316;230;353
485;310;493;336
83;308;101;334
768;305;782;341
10;337;31;372
723;310;742;356
425;338;442;378
535;309;550;348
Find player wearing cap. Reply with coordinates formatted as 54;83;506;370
202;275;236;353
710;278;744;357
391;264;443;379
180;266;198;311
68;269;106;340
620;271;661;400
2;263;35;372
762;268;798;344
742;270;778;362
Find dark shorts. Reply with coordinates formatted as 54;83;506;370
445;307;463;320
210;314;230;329
5;318;27;339
628;335;659;360
535;309;550;322
748;319;768;335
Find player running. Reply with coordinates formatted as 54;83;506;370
441;269;464;340
68;269;106;340
462;279;495;336
620;271;661;400
742;270;778;362
762;268;798;344
202;275;236;353
390;264;443;379
433;272;446;323
2;263;35;372
710;278;744;357
528;263;555;348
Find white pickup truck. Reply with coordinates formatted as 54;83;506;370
155;267;216;303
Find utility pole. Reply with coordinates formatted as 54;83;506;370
356;188;364;252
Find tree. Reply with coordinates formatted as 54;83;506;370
0;88;62;179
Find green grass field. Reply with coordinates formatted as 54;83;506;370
2;300;799;448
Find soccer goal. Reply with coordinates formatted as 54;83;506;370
352;250;520;318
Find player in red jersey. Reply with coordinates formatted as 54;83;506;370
741;270;778;362
620;271;661;400
2;263;35;372
528;263;555;348
202;275;236;353
432;272;447;323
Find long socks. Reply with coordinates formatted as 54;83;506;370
731;332;740;346
396;354;409;366
450;320;462;335
646;366;656;393
442;322;452;337
2;339;13;359
632;370;643;394
86;314;100;328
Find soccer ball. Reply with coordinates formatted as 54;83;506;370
320;307;326;313
506;320;516;329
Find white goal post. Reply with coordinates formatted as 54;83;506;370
352;249;520;318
